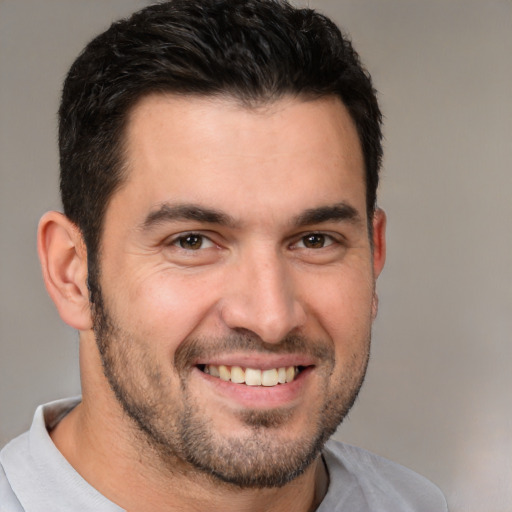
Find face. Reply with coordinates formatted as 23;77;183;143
91;94;385;487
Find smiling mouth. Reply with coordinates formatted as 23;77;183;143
197;365;307;387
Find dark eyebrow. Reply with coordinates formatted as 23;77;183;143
141;203;236;230
293;202;362;228
141;201;362;231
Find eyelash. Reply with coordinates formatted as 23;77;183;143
168;233;216;251
293;232;338;250
166;231;342;251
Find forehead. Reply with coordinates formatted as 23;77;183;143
114;93;366;224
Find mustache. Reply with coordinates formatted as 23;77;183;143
174;331;333;372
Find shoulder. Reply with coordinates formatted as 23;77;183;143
0;398;82;512
0;398;125;512
0;438;26;512
320;440;448;512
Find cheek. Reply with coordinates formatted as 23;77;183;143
305;266;375;349
110;270;221;352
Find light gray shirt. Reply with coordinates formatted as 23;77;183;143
0;398;448;511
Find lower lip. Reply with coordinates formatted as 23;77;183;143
193;366;313;409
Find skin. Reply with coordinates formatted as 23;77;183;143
38;94;386;512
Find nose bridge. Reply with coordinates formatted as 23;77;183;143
220;245;305;343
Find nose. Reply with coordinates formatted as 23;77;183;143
219;249;306;344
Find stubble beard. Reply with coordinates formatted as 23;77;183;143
91;284;371;489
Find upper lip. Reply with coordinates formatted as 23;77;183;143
194;353;317;370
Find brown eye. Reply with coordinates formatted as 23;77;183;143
179;234;204;250
170;233;215;252
302;234;326;249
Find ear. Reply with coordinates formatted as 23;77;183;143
37;211;93;331
371;208;386;319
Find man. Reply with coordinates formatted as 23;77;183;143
0;1;447;510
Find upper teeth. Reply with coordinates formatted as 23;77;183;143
203;365;298;386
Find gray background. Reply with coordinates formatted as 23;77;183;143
1;1;511;511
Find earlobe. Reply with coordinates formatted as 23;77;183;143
37;211;93;331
